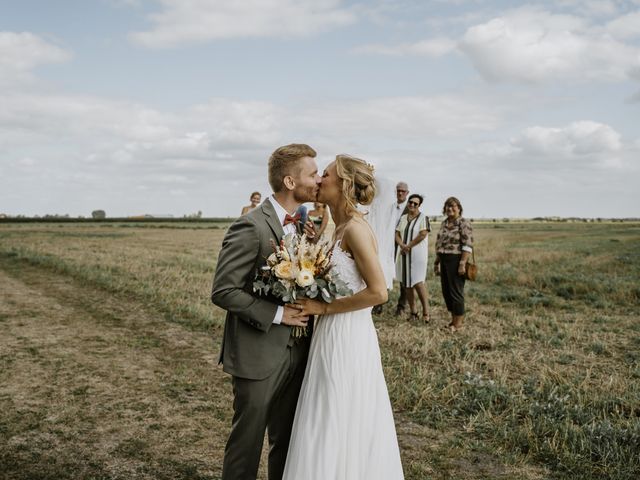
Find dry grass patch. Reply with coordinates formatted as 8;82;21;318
1;221;639;479
0;263;228;479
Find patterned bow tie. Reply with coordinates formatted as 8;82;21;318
283;212;301;226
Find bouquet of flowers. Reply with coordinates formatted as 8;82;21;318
253;233;353;338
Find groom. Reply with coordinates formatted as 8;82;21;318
211;144;321;480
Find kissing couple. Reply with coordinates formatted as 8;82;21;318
211;144;404;480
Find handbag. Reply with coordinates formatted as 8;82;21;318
464;249;477;281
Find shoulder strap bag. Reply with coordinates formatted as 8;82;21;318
464;248;477;281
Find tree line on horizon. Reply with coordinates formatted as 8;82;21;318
0;212;637;223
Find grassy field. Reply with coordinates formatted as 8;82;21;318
0;220;638;479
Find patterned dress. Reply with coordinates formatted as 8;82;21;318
435;216;474;254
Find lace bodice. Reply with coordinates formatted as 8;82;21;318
331;240;366;295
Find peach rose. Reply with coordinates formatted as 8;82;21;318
274;261;295;280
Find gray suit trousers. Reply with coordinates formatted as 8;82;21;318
221;340;309;480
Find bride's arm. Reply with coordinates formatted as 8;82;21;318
295;220;388;316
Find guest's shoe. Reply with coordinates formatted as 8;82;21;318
444;323;463;333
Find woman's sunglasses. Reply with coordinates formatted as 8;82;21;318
408;201;420;207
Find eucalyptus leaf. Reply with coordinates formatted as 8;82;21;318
321;288;331;303
253;280;269;295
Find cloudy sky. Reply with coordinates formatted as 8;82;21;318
2;0;639;218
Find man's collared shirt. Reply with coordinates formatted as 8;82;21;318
394;200;408;226
271;195;297;236
270;195;297;325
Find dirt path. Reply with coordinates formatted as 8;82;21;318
0;259;233;479
0;259;540;480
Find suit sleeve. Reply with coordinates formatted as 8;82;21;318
211;215;278;332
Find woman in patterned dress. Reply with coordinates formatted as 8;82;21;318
434;196;474;332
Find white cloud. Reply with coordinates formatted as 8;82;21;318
0;92;282;152
352;37;457;57
130;0;356;48
0;92;173;142
450;120;638;217
17;157;36;167
187;99;284;147
459;7;640;83
513;121;620;154
297;94;505;140
2;17;637;217
0;88;504;190
0;87;290;218
501;121;627;172
350;7;640;85
607;11;640;39
0;32;71;84
1;77;517;217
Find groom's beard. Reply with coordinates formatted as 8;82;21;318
293;185;318;204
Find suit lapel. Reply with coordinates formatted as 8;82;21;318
262;198;285;241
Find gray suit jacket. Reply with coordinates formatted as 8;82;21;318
211;198;301;380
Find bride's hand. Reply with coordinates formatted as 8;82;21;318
303;221;318;242
292;298;327;316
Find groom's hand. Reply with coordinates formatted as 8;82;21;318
281;304;309;327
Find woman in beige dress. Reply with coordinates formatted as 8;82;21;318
240;191;261;215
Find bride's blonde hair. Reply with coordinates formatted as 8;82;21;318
335;154;376;215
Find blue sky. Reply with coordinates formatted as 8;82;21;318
2;0;639;218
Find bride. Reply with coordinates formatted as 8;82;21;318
283;154;404;479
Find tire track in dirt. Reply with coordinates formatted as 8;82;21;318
0;259;231;479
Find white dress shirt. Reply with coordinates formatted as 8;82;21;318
394;200;407;227
270;196;298;325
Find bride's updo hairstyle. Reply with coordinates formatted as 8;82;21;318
335;154;376;214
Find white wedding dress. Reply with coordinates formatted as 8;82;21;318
282;241;404;480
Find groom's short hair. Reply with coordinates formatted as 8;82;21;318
268;144;317;192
